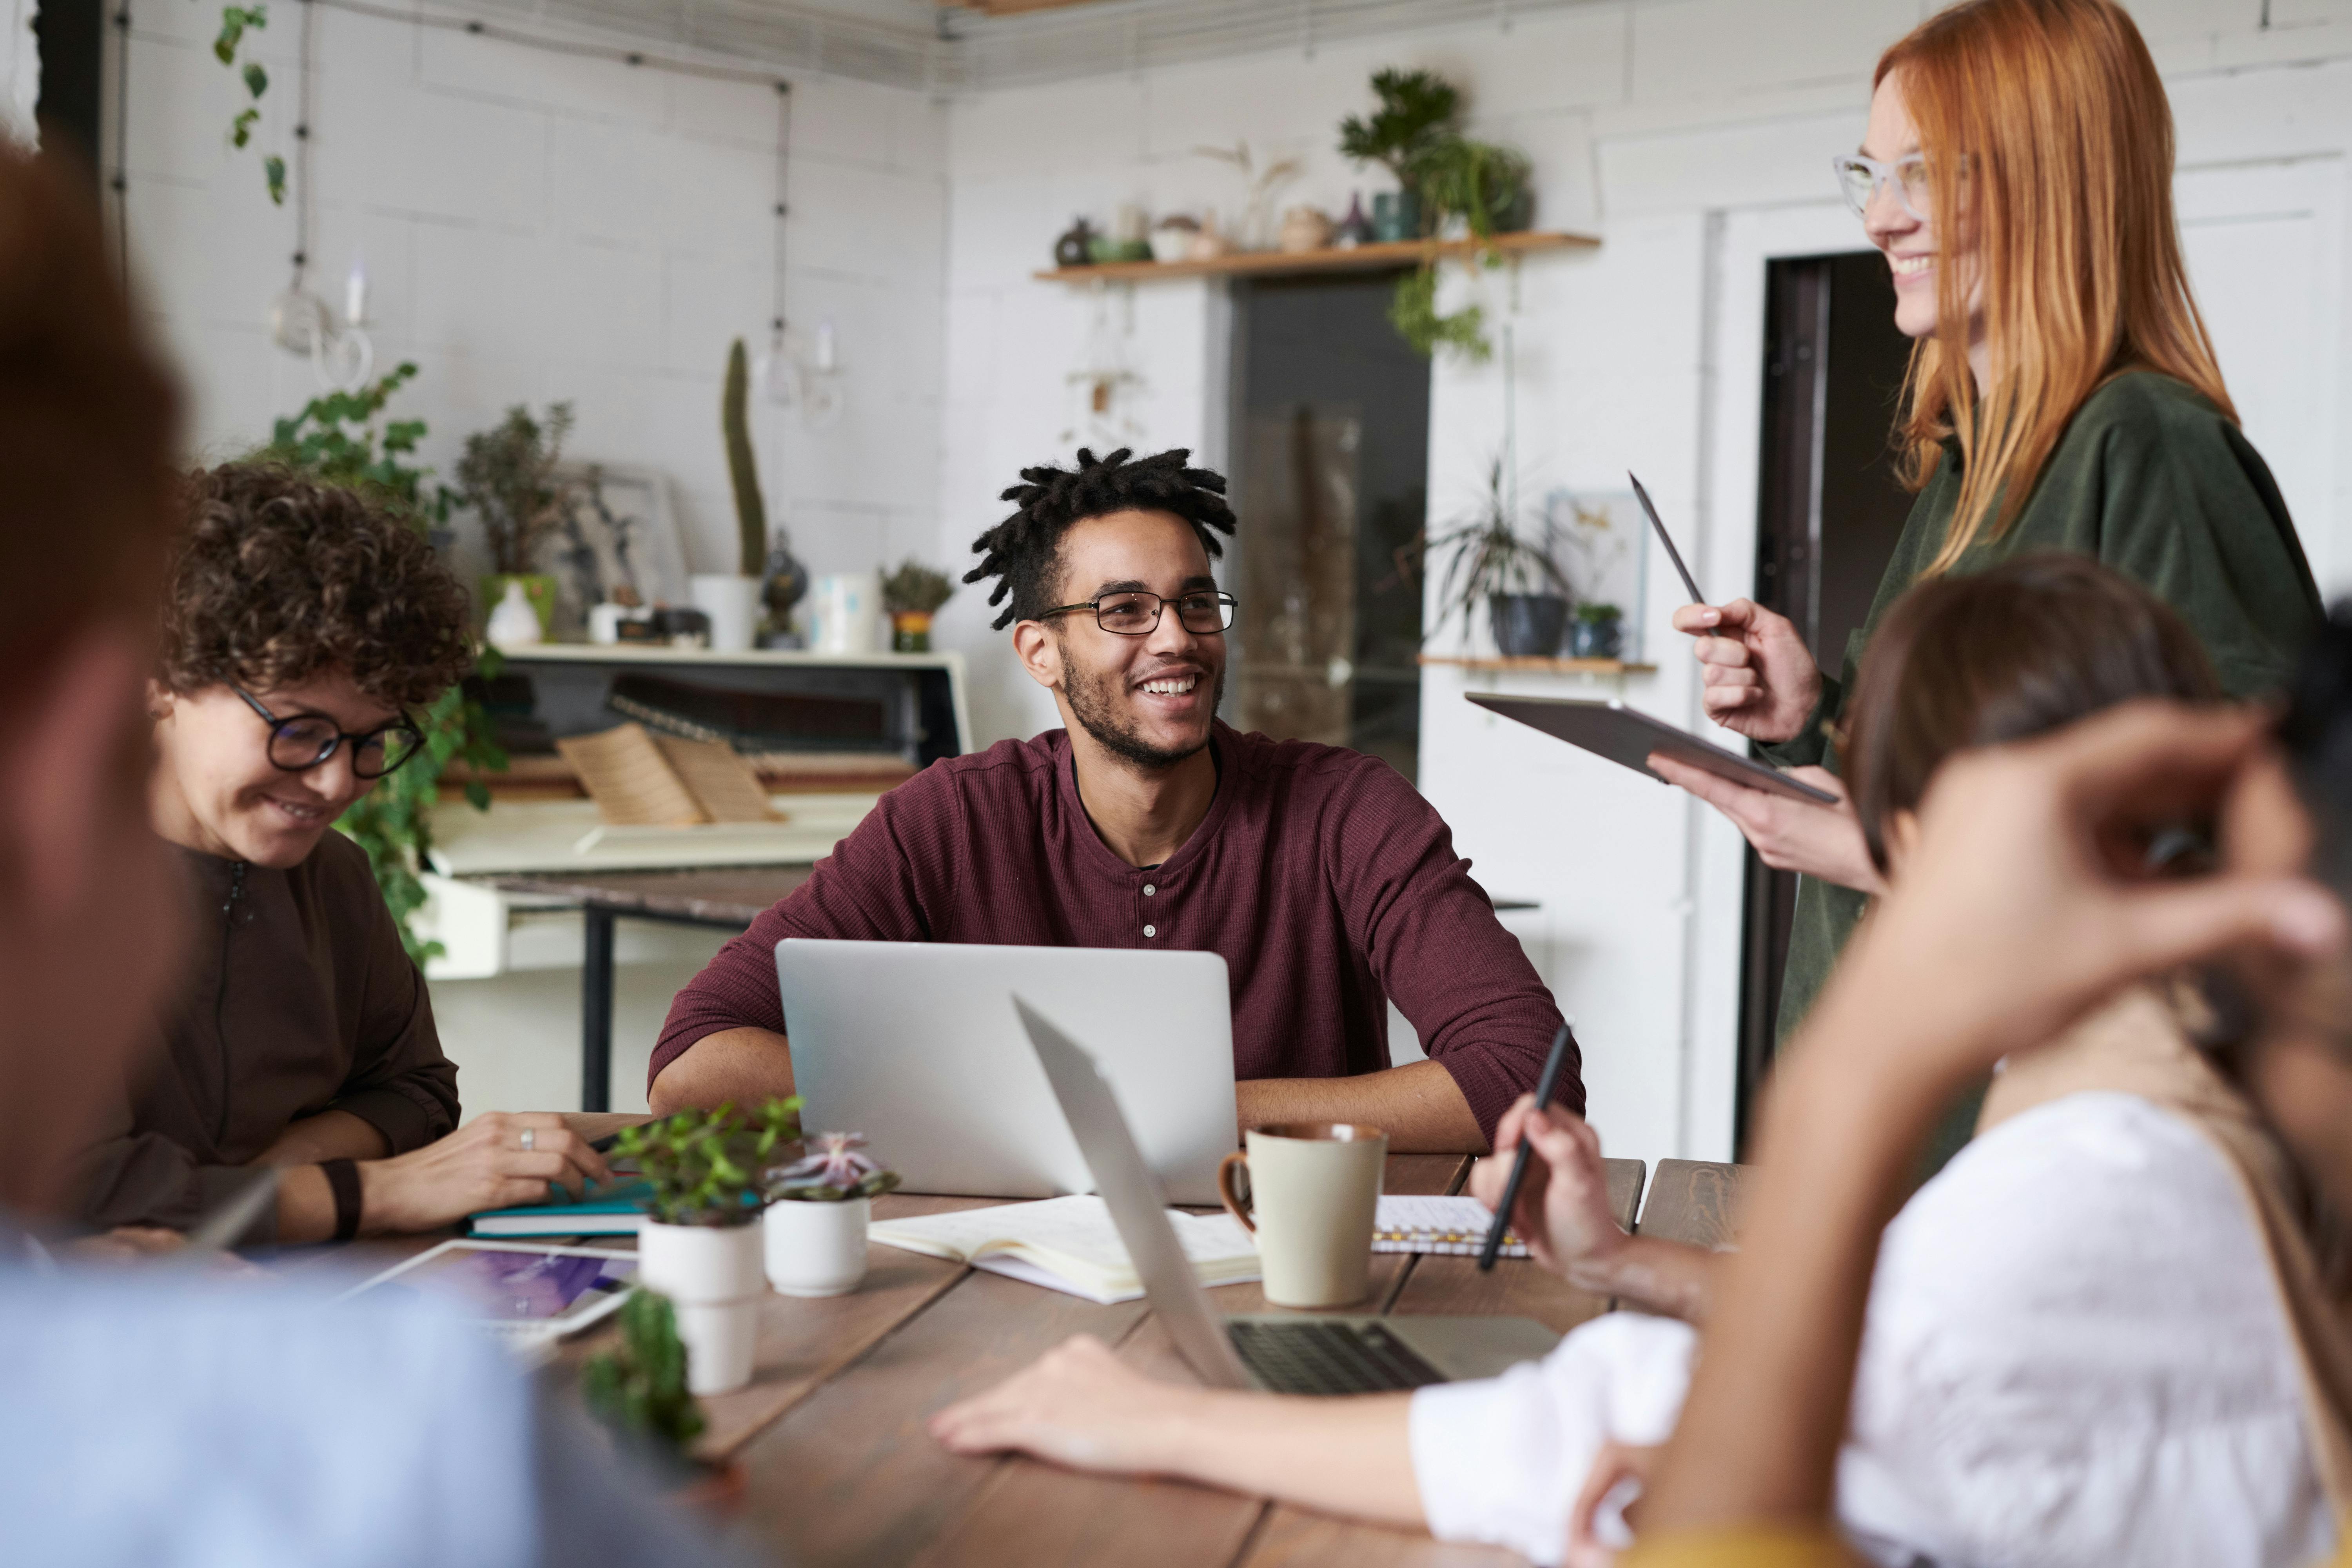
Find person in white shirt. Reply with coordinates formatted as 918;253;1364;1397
934;557;2342;1568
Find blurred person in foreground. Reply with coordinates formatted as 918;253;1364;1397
1625;643;2352;1564
0;147;731;1566
932;557;2348;1567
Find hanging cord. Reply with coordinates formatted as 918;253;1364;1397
771;80;791;339
289;0;317;291
111;1;131;274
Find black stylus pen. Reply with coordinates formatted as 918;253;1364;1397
1478;1023;1575;1272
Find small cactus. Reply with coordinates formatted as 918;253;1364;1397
722;339;767;577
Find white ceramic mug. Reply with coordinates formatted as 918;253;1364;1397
1218;1123;1387;1308
810;571;879;654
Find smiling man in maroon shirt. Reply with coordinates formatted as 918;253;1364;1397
649;447;1579;1151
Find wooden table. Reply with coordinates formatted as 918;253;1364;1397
481;867;814;1112
676;1153;1645;1566
335;1132;1740;1565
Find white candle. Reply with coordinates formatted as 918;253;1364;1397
345;256;368;326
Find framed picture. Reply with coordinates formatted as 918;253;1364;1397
1541;488;1651;662
541;463;691;634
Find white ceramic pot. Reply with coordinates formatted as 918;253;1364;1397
809;572;880;654
689;573;762;654
485;579;543;650
764;1196;870;1298
637;1221;765;1395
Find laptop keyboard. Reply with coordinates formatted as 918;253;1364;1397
1225;1319;1447;1396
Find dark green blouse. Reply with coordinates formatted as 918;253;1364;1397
1764;370;2322;1040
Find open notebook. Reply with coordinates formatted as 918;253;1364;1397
869;1195;1261;1305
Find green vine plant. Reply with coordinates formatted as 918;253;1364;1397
214;5;285;204
259;362;509;964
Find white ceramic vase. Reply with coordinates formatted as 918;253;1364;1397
689;573;762;654
637;1220;766;1395
485;579;543;650
763;1196;870;1298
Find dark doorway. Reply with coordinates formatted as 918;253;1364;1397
34;0;107;182
1227;272;1430;781
1735;250;1916;1154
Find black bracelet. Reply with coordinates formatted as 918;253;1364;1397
321;1158;363;1242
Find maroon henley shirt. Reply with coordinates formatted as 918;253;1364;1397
653;721;1580;1140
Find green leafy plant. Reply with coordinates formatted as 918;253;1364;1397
582;1290;706;1461
617;1099;804;1227
766;1132;901;1203
1417;138;1533;240
1423;456;1569;645
1338;67;1459;205
879;560;955;617
723;339;768;578
258;364;508;964
213;5;284;204
1576;601;1623;623
1389;268;1489;363
456;403;575;576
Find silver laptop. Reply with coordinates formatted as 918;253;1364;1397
1015;995;1560;1396
777;939;1236;1204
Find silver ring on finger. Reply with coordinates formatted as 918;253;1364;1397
520;1128;536;1152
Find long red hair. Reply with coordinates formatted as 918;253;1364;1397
1880;0;2232;572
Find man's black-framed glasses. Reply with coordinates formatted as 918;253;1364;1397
1038;590;1238;637
232;684;426;779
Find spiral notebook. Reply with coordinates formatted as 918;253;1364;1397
1373;1195;1528;1258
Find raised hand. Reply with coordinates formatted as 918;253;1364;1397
1672;599;1822;745
1467;1098;1626;1275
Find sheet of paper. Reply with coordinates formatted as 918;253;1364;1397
1372;1194;1528;1257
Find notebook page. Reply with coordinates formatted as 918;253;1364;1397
870;1196;1259;1298
1373;1194;1528;1257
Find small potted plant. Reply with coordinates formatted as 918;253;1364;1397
1338;67;1459;241
580;1289;745;1511
616;1098;800;1395
456;401;573;639
879;560;955;653
763;1132;900;1298
1570;602;1625;660
1425;457;1572;658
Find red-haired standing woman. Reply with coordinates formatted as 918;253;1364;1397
1655;0;2323;1058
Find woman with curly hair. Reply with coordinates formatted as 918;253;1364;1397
74;461;609;1245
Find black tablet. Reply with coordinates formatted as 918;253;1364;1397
1468;693;1839;804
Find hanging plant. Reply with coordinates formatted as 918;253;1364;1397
1389;268;1490;362
214;5;285;204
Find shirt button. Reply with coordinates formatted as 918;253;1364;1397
1143;924;1157;938
1143;884;1156;897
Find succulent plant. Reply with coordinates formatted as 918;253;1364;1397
767;1131;901;1204
581;1289;706;1460
615;1098;802;1227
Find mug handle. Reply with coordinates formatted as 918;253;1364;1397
1217;1152;1254;1233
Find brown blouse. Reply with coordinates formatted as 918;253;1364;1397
71;831;459;1240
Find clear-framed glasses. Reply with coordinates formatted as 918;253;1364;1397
1831;153;1934;222
1038;590;1238;637
232;684;425;779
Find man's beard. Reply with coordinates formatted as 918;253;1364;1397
1062;655;1225;771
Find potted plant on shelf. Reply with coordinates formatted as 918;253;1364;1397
456;401;573;642
879;560;955;653
580;1289;745;1512
763;1132;900;1298
1338;67;1458;242
701;339;775;653
1570;601;1625;660
1425;457;1571;659
616;1098;802;1396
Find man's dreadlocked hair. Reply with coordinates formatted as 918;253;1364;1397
965;447;1238;631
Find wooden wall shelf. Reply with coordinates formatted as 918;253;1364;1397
1419;655;1658;676
1034;229;1598;284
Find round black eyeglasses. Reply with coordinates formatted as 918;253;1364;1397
233;685;426;779
1037;590;1237;637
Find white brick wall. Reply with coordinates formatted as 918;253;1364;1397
119;2;949;584
933;0;2352;1164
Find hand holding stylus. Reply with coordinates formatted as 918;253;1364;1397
1671;598;1822;746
